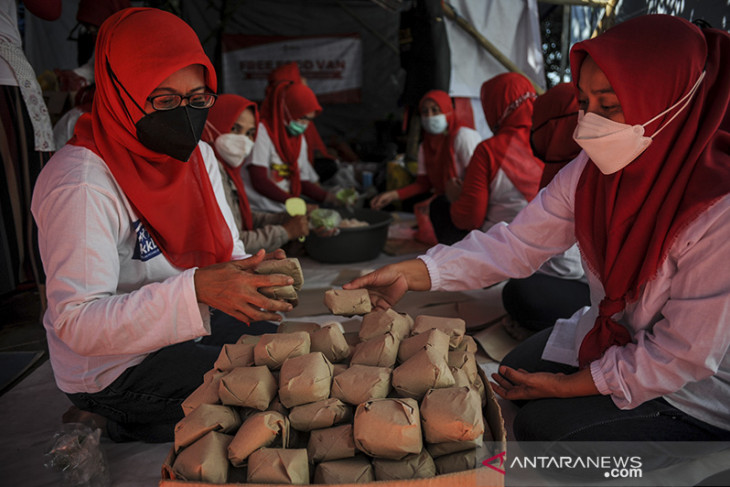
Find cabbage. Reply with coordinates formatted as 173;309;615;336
309;209;342;230
336;188;358;207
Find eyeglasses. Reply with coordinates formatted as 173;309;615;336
147;93;217;111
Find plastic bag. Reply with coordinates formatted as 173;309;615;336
44;423;110;487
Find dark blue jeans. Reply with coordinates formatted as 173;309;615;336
66;310;278;443
502;273;590;331
501;328;730;471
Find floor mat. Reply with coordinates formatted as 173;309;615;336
0;350;45;395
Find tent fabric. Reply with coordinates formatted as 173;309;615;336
183;0;402;148
444;0;546;98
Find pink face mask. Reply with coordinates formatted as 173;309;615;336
573;71;705;174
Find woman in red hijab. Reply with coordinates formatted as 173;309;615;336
243;80;335;212
449;72;544;232
371;89;481;243
264;62;337;166
31;8;293;443
202;93;309;252
530;82;582;188
345;15;730;464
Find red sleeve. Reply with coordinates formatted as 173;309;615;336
247;165;292;204
301;181;328;202
396;175;432;200
450;144;491;230
24;0;62;21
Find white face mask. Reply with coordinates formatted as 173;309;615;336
214;133;254;168
573;71;705;175
421;114;448;134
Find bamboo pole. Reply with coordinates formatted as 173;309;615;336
442;2;545;94
591;0;619;37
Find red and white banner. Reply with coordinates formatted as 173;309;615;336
222;34;363;104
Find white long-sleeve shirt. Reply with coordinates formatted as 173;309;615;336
421;152;730;431
31;142;247;394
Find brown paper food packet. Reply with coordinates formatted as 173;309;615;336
254;257;304;290
278;321;321;334
434;447;483;474
278;352;334;408
358;308;411;341
448;350;479;385
310;322;351;363
174;404;241;453
236;334;261;345
372;449;437;480
213;343;255;372
330;364;391;405
227;411;289;467
218;366;277;410
259;284;298;306
420;386;484;443
392;348;455;399
353;398;422;460
426;436;484;458
172;431;232;484
397;328;450;364
313;456;374;484
308;423;356;462
324;288;372;316
181;369;227;416
412;315;466;349
455;334;478;353
472;374;488;407
247;448;309;485
289;397;353;431
349;332;399;368
253;332;311;369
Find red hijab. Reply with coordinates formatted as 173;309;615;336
531;82;581;165
76;0;130;27
268;62;303;85
477;72;542;201
571;15;730;367
419;90;465;194
202;94;258;230
265;62;332;162
71;8;233;269
259;81;321;196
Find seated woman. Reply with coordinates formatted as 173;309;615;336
452;73;587;332
345;14;730;469
242;81;335;213
202;93;309;253
31;8;293;443
370;89;481;244
530;82;582;189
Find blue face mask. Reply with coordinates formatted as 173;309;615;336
286;120;308;136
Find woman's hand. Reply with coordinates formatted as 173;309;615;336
445;177;463;203
282;215;309;240
490;365;599;401
194;250;294;323
370;190;399;210
343;259;431;310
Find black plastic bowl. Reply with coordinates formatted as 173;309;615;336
305;208;393;263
